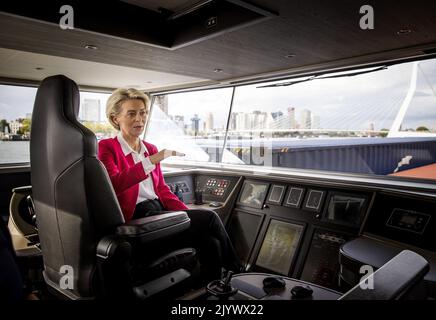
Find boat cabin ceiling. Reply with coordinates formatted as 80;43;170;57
0;0;436;91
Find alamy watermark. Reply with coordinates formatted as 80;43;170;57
59;265;74;290
360;5;374;30
359;265;375;290
59;5;74;30
58;4;375;32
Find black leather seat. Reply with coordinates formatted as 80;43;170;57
30;75;198;299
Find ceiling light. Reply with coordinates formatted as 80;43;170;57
285;54;296;59
84;44;99;50
397;29;412;35
214;68;223;73
35;67;44;70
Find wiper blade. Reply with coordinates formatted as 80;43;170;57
257;66;388;88
259;76;316;88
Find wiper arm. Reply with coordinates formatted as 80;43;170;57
257;66;388;88
258;76;316;88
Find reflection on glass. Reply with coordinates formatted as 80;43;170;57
256;220;303;275
285;187;304;207
268;185;285;203
239;182;268;208
326;195;366;226
146;88;239;163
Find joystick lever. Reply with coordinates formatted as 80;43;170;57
223;271;233;288
206;271;238;299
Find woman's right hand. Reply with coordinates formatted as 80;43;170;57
149;149;185;165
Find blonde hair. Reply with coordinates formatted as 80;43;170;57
106;88;151;130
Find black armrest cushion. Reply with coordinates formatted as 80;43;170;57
115;211;190;243
339;250;429;300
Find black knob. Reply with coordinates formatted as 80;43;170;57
206;271;238;299
223;271;233;286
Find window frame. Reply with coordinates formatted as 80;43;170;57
146;55;436;186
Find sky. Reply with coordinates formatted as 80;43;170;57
165;59;436;131
1;58;436;131
0;86;110;122
0;85;37;121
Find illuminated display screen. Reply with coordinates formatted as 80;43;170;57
239;181;269;209
399;214;418;225
256;220;304;275
386;208;431;234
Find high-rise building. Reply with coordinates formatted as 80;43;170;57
300;109;312;129
252;110;268;129
271;111;283;121
229;112;237;130
270;111;288;129
81;99;101;122
287;107;296;129
205;112;214;131
236;112;249;131
191;114;201;133
232;111;269;131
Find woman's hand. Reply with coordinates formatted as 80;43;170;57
149;149;185;164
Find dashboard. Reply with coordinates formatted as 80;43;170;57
163;168;436;293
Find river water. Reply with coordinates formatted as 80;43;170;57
0;141;30;164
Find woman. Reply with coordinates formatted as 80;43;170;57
98;88;241;281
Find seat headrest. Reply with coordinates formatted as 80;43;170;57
37;74;80;121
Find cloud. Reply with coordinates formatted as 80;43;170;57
0;85;37;120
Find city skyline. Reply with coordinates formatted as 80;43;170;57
1;59;436;132
166;107;385;133
164;60;436;132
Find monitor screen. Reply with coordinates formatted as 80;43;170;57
300;229;350;290
255;220;304;275
326;194;366;226
239;181;269;209
304;190;325;212
267;185;286;204
227;211;264;266
284;187;305;208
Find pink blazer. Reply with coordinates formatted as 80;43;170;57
98;137;188;222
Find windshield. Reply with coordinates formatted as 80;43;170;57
146;58;436;181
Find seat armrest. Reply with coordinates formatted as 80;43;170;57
115;211;190;244
339;250;429;300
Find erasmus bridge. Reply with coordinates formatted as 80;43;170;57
151;62;436;174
